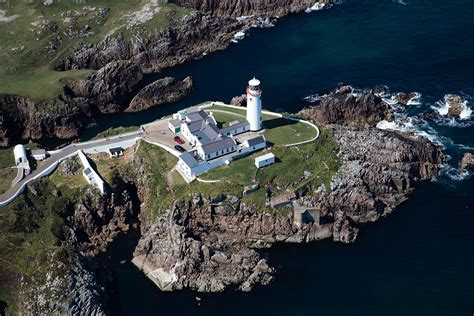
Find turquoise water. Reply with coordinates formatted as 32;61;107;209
96;1;474;315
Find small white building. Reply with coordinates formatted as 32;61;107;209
255;153;275;169
77;150;105;195
13;144;28;166
14;144;31;174
31;149;47;161
168;119;181;134
243;135;267;151
108;147;124;158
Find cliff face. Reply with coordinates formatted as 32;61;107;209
171;0;326;17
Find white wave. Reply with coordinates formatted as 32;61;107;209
432;95;472;120
306;2;326;13
376;117;446;146
303;94;326;103
460;103;472;120
440;164;471;182
407;92;422;105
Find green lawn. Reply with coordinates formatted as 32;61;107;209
0;149;16;194
0;0;192;100
207;104;317;146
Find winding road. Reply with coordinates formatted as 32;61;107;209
0;131;143;207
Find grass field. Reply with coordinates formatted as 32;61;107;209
207;105;318;146
0;149;16;194
0;1;192;100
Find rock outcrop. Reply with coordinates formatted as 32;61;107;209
394;92;418;106
19;251;110;315
300;86;393;127
171;0;332;17
460;152;474;171
127;76;193;112
445;94;465;118
67;172;140;256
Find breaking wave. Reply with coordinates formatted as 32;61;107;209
440;163;471;182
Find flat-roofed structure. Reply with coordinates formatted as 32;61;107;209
31;149;47;161
255;152;275;169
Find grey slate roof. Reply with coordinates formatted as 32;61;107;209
31;149;46;155
186;109;209;122
246;136;266;147
169;119;181;128
109;147;123;154
201;137;237;154
219;121;250;135
180;152;199;168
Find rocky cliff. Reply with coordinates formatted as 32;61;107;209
0;62;192;146
127;76;193;112
171;0;325;17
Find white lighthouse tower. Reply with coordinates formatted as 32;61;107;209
246;77;263;131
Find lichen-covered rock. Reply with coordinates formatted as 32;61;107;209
460;152;474;171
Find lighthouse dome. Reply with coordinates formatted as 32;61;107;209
248;78;261;87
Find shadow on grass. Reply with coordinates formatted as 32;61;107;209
263;117;298;130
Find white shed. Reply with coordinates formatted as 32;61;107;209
13;144;28;166
255;153;275;169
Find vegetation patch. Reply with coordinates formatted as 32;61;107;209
0;149;16;194
0;179;81;313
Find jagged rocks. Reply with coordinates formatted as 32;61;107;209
19;251;109;315
127;76;193;112
300;86;393;127
460;153;474;171
445;94;465;118
394;92;418;106
230;94;247;107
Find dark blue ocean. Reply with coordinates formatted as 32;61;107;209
96;1;474;315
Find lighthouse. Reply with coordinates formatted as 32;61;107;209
246;77;263;131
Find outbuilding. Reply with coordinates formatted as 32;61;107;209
168;119;182;134
255;152;275;169
31;149;47;161
108;147;124;158
13;144;28;166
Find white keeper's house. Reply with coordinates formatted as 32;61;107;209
172;77;269;182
